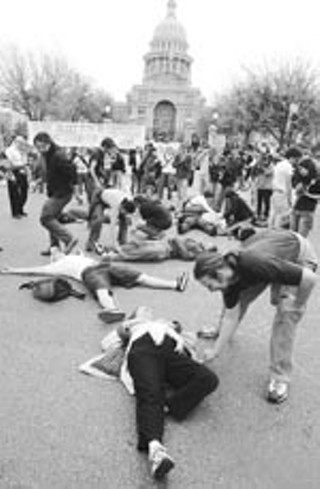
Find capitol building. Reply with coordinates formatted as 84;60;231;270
113;0;206;141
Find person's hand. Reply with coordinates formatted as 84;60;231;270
197;326;220;340
174;336;185;354
0;266;11;274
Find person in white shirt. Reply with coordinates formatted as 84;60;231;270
269;148;302;228
5;136;29;218
0;251;189;324
86;188;135;253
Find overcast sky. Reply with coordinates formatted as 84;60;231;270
1;0;320;103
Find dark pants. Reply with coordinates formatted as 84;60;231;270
257;189;272;219
88;202;129;245
40;194;73;247
7;169;28;217
128;334;219;451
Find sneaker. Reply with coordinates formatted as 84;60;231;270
176;272;189;292
267;379;289;404
40;248;52;257
64;238;79;255
149;445;175;480
98;309;126;324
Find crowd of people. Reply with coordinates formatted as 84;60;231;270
0;129;319;480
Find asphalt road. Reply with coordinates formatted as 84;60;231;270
1;185;320;489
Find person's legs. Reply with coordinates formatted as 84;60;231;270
164;339;219;420
297;211;314;238
268;277;315;402
87;202;105;246
290;210;300;233
128;335;174;479
81;265;125;323
264;189;272;219
137;271;188;292
40;195;74;248
128;335;166;450
7;177;21;217
16;171;28;214
257;189;263;218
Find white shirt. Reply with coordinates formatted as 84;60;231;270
48;254;97;281
5;145;27;169
272;159;293;193
120;318;184;394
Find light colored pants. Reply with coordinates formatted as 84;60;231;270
268;191;290;229
239;235;317;383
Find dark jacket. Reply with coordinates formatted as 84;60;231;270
45;144;76;198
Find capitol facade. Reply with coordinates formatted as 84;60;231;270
113;0;206;142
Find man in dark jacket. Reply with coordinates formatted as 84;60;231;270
33;132;78;256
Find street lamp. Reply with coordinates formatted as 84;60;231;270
102;104;112;122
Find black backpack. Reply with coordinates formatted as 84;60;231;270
19;277;86;303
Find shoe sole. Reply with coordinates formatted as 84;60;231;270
98;310;126;324
267;393;288;404
153;458;175;480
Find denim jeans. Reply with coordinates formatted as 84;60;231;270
290;210;314;238
239;236;317;383
40;194;73;247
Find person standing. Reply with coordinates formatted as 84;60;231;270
290;157;320;237
194;229;317;404
269;148;302;229
33;132;78;256
5;136;29;218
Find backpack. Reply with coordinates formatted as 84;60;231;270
19;277;86;303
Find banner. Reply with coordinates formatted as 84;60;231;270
28;121;146;149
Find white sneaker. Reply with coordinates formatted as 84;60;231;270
267;379;289;404
149;444;175;480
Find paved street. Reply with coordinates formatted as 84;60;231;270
1;185;320;489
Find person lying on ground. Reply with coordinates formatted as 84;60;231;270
0;251;189;324
104;236;216;262
193;228;317;404
177;194;226;236
80;306;219;480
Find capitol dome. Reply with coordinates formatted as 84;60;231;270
151;0;188;52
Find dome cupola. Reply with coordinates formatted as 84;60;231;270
143;0;192;85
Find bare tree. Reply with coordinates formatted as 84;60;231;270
0;45;113;122
216;59;320;148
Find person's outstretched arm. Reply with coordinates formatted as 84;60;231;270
205;303;241;361
0;264;58;277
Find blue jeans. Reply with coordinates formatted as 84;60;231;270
40;194;73;247
238;236;317;383
290;210;314;237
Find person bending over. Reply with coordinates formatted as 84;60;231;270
0;252;189;324
193;228;317;404
86;187;135;253
133;195;173;240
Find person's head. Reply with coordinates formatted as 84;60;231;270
297;157;316;180
33;132;53;154
101;137;116;153
120;198;136;214
194;251;235;292
285;147;302;164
